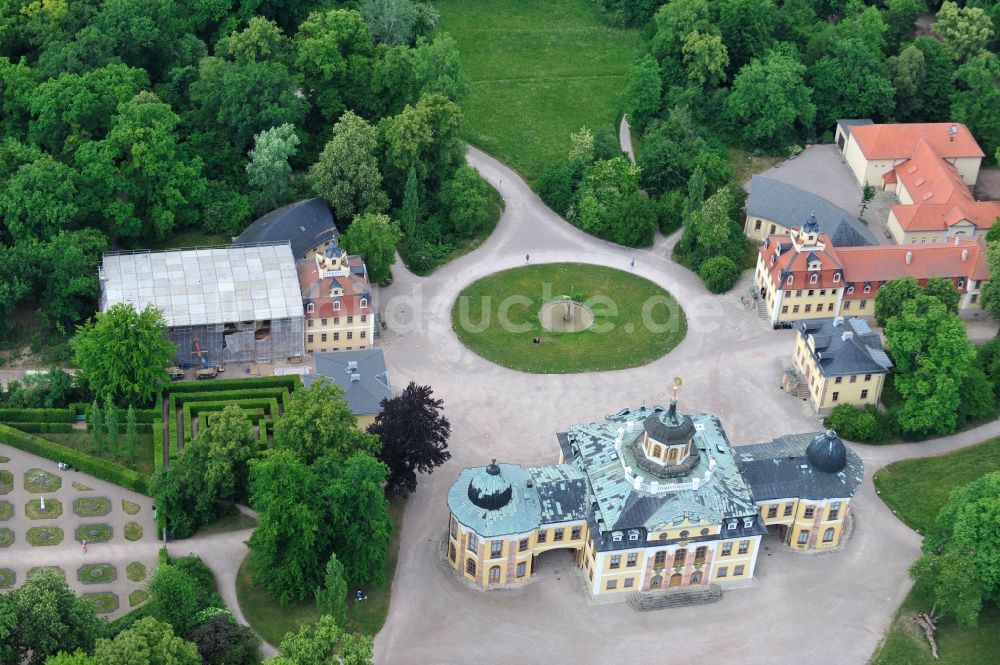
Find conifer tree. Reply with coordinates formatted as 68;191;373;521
125;405;138;464
104;395;119;457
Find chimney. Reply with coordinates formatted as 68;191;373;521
346;360;358;372
955;236;960;246
842;331;854;341
905;251;912;265
962;249;969;262
949;125;957;142
833;316;844;327
350;373;361;382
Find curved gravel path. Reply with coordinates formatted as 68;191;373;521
369;146;999;665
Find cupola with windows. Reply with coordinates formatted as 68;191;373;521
636;378;699;476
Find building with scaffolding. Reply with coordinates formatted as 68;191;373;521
99;242;305;366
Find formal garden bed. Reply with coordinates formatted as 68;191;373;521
0;469;12;494
26;526;63;546
0;568;14;588
124;522;143;541
23;468;61;493
73;497;111;517
71;481;93;491
78;563;117;584
452;263;686;373
126;561;147;582
82;592;118;614
75;523;113;543
0;501;11;520
25;497;62;519
122;499;141;515
28;566;65;580
128;589;149;607
871;437;1000;664
0;528;13;547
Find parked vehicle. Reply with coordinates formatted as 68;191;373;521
168;367;185;380
196;367;218;380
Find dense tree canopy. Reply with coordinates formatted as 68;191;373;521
71;303;176;405
274;379;380;465
268;615;373;665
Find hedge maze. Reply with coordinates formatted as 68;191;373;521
0;374;301;497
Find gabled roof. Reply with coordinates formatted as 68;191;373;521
849;122;984;160
797;317;892;377
302;350;391;416
891;201;1000;232
894;140;973;205
747;176;876;246
235;198;338;259
737;433;864;502
837;238;988;284
761;233;845;289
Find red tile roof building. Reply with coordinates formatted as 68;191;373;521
753;222;988;327
296;241;375;353
835;120;998;245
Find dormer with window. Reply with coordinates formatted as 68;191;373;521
306;303;314;314
833;272;841;283
786;275;793;286
863;284;871;294
360;297;368;309
847;285;855;294
809;273;818;284
333;301;341;311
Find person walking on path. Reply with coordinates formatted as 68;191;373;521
82;539;87;553
630;257;635;268
526;253;530;263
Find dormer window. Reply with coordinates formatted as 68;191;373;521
863;284;871;294
771;254;777;266
727;521;736;531
333;301;341;310
743;517;753;528
833;273;841;283
612;532;623;542
847;285;854;294
628;530;639;541
958;278;965;288
361;298;368;308
809;274;818;284
786;275;793;285
306;303;314;313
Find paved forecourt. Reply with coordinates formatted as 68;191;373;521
371;146;990;665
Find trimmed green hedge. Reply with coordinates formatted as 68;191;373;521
0;408;76;423
0;424;150;494
152;418;164;472
167;375;300;393
9;422;75;434
183;399;276;441
173;388;289;406
167;395;180;466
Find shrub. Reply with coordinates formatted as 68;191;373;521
657;190;685;234
0;424;150;494
603;192;658;247
8;422;75;433
165;375;300;394
824;404;898;444
698;255;742;293
538;161;583;216
0;408;75;422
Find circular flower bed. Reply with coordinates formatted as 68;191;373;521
0;568;14;589
78;563;117;585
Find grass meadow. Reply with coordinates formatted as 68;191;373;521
437;0;642;183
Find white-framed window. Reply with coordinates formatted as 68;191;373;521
306;303;314;313
628;530;639;541
468;533;478;553
361;298;368;308
743;517;753;528
847;285;854;294
809;273;818;284
333;301;341;310
863;284;871;293
786;275;793;285
612;532;622;542
833;273;841;283
727;521;736;531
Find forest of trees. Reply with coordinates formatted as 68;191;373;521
0;0;493;347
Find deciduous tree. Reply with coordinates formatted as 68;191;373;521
339;213;402;285
92;617;200;665
361;0;419;46
438;165;492;238
187;615;262;665
934;1;994;63
718;0;776;74
72;303;176;406
268;615;373;665
147;564;200;636
950;55;1000;161
884;295;976;435
368;381;451;496
0;155;82;243
314;553;348;625
40;229;108;330
307;112;388;222
809;38;895;130
293;8;372;123
874;276;922;327
247;123;300;216
681;32;728;88
621;54;662;131
910;549;983;627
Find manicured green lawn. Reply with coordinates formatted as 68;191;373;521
873;437;1000;533
437;0;642;183
870;437;1000;664
452;263;686;373
44;432;155;475
237;498;404;645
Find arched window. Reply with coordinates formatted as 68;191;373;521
466;559;477;577
653;445;662;458
669;573;683;587
690;571;703;584
823;527;835;543
668;448;678;463
679;530;689;539
651;575;663;589
700;528;710;536
489;566;501;583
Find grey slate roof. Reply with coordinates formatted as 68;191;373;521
302;350;391;416
796;317;893;377
736;433;864;501
235;198;338;259
837;118;874;138
747;176;877;247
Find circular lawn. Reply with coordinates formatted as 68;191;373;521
451;263;686;373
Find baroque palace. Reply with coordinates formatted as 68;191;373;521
446;388;862;599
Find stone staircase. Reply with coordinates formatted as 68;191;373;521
626;584;723;611
782;362;810;400
745;288;769;322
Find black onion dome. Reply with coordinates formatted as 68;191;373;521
644;408;695;445
807;430;847;473
467;460;513;510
